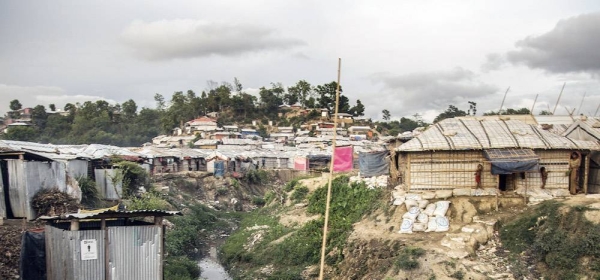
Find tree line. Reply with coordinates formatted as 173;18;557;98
0;79;366;146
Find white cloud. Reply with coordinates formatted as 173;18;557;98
120;19;306;60
0;84;117;115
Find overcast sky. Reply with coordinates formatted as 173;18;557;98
2;0;600;122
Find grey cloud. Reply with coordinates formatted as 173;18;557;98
481;53;506;72
372;67;498;114
120;19;306;60
505;12;600;74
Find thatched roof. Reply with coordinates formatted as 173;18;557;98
397;118;600;152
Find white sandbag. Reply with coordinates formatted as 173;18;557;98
423;203;436;216
399;219;413;234
453;188;471;196
405;200;419;211
425;218;438;232
412;222;427;232
405;193;422;201
433;201;451;217
472;188;485;196
435;190;453;199
392;191;405;199
418;199;429;209
550;189;571;198
435;216;450;232
393;198;404;206
420;191;436;200
402;206;421;221
417;213;429;224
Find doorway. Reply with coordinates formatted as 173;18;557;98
499;174;508;191
1;160;14;218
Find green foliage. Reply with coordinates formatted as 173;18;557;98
263;191;275;204
243;170;270;185
167;204;238;258
284;178;301;192
164;256;201;280
222;176;382;278
484;107;531;116
216;187;229;196
128;192;171;210
2;126;38;141
450;270;465;280
433;105;467;123
394;247;425;271
114;161;150;198
252;196;266;206
78;176;100;208
290;186;309;202
500;201;600;279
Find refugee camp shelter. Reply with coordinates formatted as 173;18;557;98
396;118;600;193
41;209;181;280
0;140;86;220
561;116;600;193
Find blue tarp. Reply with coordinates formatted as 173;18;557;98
214;160;225;177
359;151;390;177
483;149;540;175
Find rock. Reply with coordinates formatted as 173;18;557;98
453;188;471;196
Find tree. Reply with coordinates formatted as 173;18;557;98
433;105;467;123
315;81;344;111
382;109;391;121
49;104;56;111
122;99;138;117
483;107;531;116
539;110;553;115
350;100;365;117
31;105;48;129
288;80;312;107
9;99;22;111
154;93;166;110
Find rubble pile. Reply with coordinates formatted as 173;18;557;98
349;175;388;189
31;188;80;217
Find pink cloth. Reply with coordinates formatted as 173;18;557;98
333;146;353;171
294;157;308;171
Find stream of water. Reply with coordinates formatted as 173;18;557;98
198;246;232;280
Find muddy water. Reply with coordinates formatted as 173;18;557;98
198;246;232;280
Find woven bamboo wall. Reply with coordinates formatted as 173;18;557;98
400;150;574;191
514;150;571;190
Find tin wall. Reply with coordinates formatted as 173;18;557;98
108;226;162;280
94;169;123;200
0;170;5;219
46;225;105;280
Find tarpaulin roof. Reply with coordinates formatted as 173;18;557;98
483;149;540;175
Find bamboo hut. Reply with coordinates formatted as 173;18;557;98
395;118;600;194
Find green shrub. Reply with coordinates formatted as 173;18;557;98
394;247;425;271
290;186;309;202
164;256;201;280
500;201;600;279
114;161;150;198
243;170;270;185
252;196;266;206
128;192;171;211
264;191;275;204
216;187;229;196
78;176;100;208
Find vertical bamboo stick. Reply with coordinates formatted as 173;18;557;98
318;58;342;280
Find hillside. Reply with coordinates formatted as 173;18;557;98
218;175;600;279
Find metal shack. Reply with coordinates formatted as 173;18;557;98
41;209;181;280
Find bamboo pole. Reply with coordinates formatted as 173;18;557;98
498;87;510;115
577;92;587;116
553;82;566;115
531;94;538;115
318;58;342;280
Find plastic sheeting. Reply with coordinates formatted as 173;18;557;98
20;230;46;280
214;160;225;177
333;146;353;172
484;149;540;175
358;151;389;177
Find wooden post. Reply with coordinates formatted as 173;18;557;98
70;220;80;231
154;216;163;226
102;219;109;280
406;154;411;192
584;155;590;194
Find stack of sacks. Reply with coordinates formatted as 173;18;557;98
349;175;388;189
397;192;451;234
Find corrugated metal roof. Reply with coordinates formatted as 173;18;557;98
398;118;600;151
39;209;181;220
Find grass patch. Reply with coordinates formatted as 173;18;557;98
221;175;382;278
164;256;201;280
500;200;600;279
394;246;425;271
290;186;309;203
128;192;172;210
